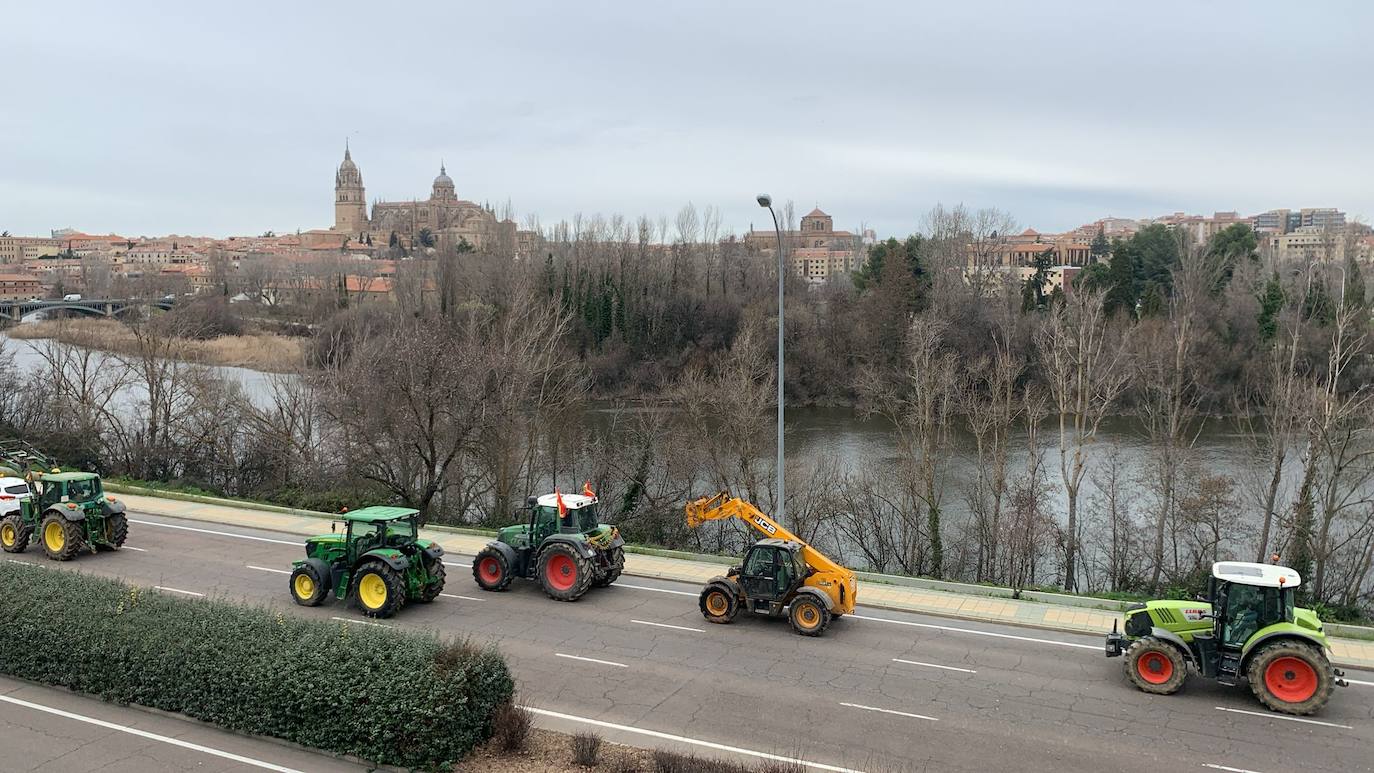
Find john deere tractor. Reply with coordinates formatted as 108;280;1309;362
1106;561;1348;715
288;506;446;619
0;442;127;561
472;488;625;601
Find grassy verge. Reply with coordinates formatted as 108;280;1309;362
0;562;512;769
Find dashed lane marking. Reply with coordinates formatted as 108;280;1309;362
123;546;147;551
153;586;204;597
525;706;865;773
554;653;628;668
851;613;1101;650
617;582;698;597
1214;706;1352;730
130;519;301;546
330;616;390;628
0;695;305;773
632;619;705;633
1343;677;1374;687
839;701;939;722
247;565;291;574
892;657;977;674
439;593;484;601
1204;764;1267;773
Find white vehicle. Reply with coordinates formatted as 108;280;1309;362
0;476;33;517
62;293;82;302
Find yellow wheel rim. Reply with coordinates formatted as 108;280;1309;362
44;521;64;552
293;573;316;599
799;605;819;627
0;523;13;547
706;592;728;615
358;573;387;609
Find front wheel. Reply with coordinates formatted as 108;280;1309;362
39;513;83;561
472;547;513;591
1123;637;1187;695
0;514;28;553
537;543;594;602
788;595;832;637
290;563;328;607
350;562;405;618
1247;641;1334;715
97;513;128;551
418;556;445;602
593;547;624;588
699;584;739;625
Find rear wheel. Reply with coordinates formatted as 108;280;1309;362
1123;637;1187;695
289;563;327;607
1247;641;1334;715
593;547;624;588
788;595;832;637
699;584;739;625
472;547;513;591
0;515;28;553
537;543;594;602
97;513;128;551
350;562;405;618
39;514;83;561
418;556;445;602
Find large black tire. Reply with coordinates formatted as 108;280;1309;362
0;514;28;553
418;556;445;602
1123;637;1188;695
593;547;624;588
788;595;832;637
699;583;739;625
289;563;328;607
1246;640;1334;715
350;561;406;619
97;513;128;551
39;513;83;561
472;546;514;591
537;542;594;602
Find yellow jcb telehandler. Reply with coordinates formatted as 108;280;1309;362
685;492;857;636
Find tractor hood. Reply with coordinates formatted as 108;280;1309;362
1294;606;1324;633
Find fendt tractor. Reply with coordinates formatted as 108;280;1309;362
0;440;128;560
472;484;625;601
1106;561;1349;715
288;506;446;619
685;492;857;636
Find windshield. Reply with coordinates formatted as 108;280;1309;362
66;478;101;501
384;517;417;544
578;502;599;532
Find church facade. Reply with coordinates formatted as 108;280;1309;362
332;144;524;254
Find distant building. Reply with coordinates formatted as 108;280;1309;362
744;207;869;282
1251;208;1345;234
1269;226;1347;262
0;236;62;263
0;273;42;300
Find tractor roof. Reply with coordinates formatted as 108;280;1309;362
755;537;802;552
536;493;596;510
35;471;100;482
341;506;420;523
1212;561;1301;589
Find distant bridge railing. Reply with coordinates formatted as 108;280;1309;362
0;297;176;321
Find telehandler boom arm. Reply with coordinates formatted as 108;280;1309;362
685;491;849;578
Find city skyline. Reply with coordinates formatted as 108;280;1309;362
5;1;1373;238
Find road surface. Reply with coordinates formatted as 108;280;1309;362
2;510;1371;773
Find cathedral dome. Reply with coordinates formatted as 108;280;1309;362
431;163;456;201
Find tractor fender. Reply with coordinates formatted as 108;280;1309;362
483;539;520;567
298;557;332;589
1150;627;1198;666
1240;630;1328;670
793;586;834;613
704;576;742;599
355;549;411;573
103;500;127;515
47;506;85;524
540;534;597;560
420;542;445;561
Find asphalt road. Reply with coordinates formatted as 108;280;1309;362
3;511;1372;773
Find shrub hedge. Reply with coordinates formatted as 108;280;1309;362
0;562;513;769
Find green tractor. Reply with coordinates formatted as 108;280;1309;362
472;488;625;602
0;441;128;561
288;506;446;619
1106;561;1349;715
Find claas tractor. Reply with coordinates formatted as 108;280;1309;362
472;486;625;601
288;506;446;619
0;441;127;561
685;492;857;636
1106;561;1348;715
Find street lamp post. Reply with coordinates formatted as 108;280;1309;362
757;193;786;522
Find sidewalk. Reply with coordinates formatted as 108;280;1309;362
114;490;1374;671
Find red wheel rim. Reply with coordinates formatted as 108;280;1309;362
1137;651;1174;684
1265;656;1318;703
545;553;577;591
478;557;502;583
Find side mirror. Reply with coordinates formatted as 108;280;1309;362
330;522;337;533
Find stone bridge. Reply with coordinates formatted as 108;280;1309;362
0;297;176;322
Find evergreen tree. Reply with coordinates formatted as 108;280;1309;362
1256;272;1285;341
1089;227;1110;264
1343;254;1366;310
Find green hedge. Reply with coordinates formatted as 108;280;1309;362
0;562;513;769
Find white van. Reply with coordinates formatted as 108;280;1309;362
63;293;82;301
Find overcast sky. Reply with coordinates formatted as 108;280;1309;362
5;1;1372;239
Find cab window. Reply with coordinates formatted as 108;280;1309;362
533;505;559;539
744;547;777;576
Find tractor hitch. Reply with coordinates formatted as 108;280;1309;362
1334;667;1348;688
1105;620;1127;658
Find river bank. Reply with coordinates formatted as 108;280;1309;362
5;318;306;372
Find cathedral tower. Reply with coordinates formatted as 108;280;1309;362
334;142;368;233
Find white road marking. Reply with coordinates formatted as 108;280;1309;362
443;560;474;568
439;593;484;601
1344;677;1374;687
130;519;301;546
1214;706;1352;729
892;657;977;674
632;619;705;633
851;613;1101;650
1204;764;1266;773
525;706;865;773
617;582;698;597
0;694;305;773
330;616;390;628
247;565;291;575
554;653;628;668
839;701;939;722
123;546;147;552
153;586;204;597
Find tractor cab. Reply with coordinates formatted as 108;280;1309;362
31;472;105;511
731;539;808;613
1209;562;1298;650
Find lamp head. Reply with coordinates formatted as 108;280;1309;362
756;194;772;208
